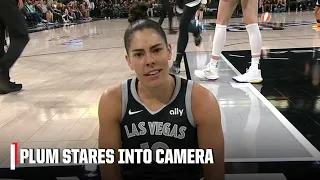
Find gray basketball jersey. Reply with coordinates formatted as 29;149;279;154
119;75;203;180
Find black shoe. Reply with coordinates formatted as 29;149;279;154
0;78;22;94
169;61;181;74
194;35;202;46
194;27;202;46
10;81;23;90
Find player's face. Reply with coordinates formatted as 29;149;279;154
126;29;172;88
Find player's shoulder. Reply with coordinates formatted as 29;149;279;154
98;79;131;122
99;80;127;111
100;78;132;99
101;84;122;102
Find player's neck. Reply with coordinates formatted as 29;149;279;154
138;75;175;104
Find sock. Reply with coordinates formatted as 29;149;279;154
246;23;262;70
251;57;260;70
211;24;227;63
210;59;218;67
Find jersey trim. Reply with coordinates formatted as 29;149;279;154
121;80;128;121
130;75;182;115
186;80;196;127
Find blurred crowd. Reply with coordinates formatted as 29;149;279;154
21;0;165;28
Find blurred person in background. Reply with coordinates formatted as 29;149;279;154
37;0;54;23
0;0;29;94
158;0;177;34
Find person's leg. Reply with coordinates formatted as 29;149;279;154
0;23;11;84
159;0;176;33
194;0;238;80
166;1;175;33
169;4;201;74
158;3;167;26
0;22;5;65
195;8;204;28
0;0;29;93
50;11;54;22
195;10;200;20
316;6;320;25
1;25;12;82
314;2;320;28
232;0;263;83
31;13;42;23
199;10;203;21
46;12;51;22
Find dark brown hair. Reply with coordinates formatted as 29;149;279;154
124;3;168;54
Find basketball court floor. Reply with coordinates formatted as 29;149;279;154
0;11;320;179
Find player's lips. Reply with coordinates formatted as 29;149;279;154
144;69;162;76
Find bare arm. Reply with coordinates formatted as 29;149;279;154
192;83;225;180
98;85;123;180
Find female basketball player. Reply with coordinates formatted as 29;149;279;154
194;0;263;83
98;3;224;180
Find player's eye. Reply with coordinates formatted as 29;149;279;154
134;53;143;58
153;48;162;53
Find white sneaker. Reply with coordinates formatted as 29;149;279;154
232;68;263;83
194;62;219;80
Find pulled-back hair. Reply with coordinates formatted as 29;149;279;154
124;2;168;54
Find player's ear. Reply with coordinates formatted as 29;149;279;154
125;55;134;70
167;44;172;61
